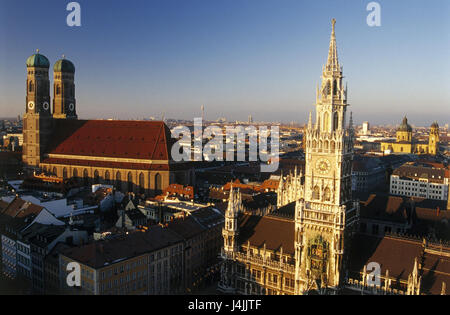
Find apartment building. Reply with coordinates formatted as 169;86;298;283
390;162;449;200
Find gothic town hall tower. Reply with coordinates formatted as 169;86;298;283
294;19;359;294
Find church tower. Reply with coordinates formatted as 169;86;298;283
53;57;77;119
294;19;359;294
23;51;53;168
428;122;439;155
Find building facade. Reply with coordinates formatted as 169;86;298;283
390;162;449;200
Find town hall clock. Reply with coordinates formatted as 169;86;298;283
315;158;331;175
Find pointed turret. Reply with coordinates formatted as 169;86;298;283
326;19;340;72
349;112;354;130
308;111;313;129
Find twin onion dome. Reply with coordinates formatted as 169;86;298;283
26;53;50;68
26;51;75;73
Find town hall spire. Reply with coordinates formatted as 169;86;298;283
326;18;340;72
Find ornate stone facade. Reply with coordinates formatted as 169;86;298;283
277;166;304;208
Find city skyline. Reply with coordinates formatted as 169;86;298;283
0;0;449;125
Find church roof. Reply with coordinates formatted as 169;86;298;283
45;120;173;161
398;116;413;132
54;58;75;73
26;53;50;68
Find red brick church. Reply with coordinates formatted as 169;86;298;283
22;52;193;195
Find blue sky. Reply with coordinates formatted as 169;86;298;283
0;0;449;126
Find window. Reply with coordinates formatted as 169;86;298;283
313;186;320;200
127;172;133;192
155;173;162;193
116;172;122;190
105;171;110;184
324;187;331;201
139;173;145;194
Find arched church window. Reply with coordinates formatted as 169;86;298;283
29;81;34;93
83;169;89;186
52;167;57;176
139;173;145;194
155;173;162;194
63;168;67;179
127;172;133;193
116;171;121;190
331;141;336;151
56;85;61;95
104;171;110;184
313;186;320;200
94;170;100;184
333;80;337;95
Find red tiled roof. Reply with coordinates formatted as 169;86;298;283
349;234;450;295
360;194;409;223
46;120;172;160
161;184;194;199
238;214;295;255
2;197;44;218
40;157;169;171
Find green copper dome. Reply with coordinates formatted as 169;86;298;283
26;53;50;68
54;58;75;73
398;116;412;132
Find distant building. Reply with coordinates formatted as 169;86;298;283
390;162;449;200
362;121;370;135
381;118;439;155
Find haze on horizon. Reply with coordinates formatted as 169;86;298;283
0;0;449;126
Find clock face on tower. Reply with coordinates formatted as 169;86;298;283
28;101;35;110
69;103;75;112
43;102;50;111
315;158;331;175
